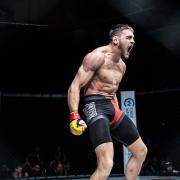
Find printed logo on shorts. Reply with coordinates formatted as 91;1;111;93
83;102;97;121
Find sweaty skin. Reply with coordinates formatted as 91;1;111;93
68;29;134;113
68;29;134;112
67;47;125;113
84;48;126;97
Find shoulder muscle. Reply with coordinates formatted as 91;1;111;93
82;50;105;72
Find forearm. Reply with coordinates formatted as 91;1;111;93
68;85;80;113
68;85;86;136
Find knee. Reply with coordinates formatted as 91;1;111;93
132;144;148;162
138;145;148;161
143;145;148;157
105;159;114;170
99;158;114;173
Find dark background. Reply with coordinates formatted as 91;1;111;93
1;0;180;174
0;0;180;93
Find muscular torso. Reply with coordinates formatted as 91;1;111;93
84;48;126;96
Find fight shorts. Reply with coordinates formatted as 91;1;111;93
82;95;140;149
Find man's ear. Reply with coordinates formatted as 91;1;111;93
112;36;119;45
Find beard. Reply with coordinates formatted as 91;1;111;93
118;44;129;59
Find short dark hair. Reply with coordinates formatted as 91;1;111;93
109;24;134;41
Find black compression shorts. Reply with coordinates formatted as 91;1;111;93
82;95;140;149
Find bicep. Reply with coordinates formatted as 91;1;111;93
72;51;104;88
73;65;94;88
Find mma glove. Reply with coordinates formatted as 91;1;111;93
69;112;84;135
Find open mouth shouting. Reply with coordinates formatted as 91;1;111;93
127;44;134;53
123;43;134;59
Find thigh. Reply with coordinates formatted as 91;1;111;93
111;114;140;146
89;116;113;149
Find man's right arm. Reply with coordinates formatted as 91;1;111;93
68;77;86;135
67;63;95;113
67;51;104;135
67;60;96;135
68;50;104;113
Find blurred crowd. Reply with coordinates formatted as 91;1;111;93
0;145;72;179
1;143;180;179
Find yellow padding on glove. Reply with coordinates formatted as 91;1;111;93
70;120;84;136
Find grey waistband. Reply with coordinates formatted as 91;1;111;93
87;114;108;126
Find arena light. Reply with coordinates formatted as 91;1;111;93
147;15;180;57
105;0;180;57
105;0;156;19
